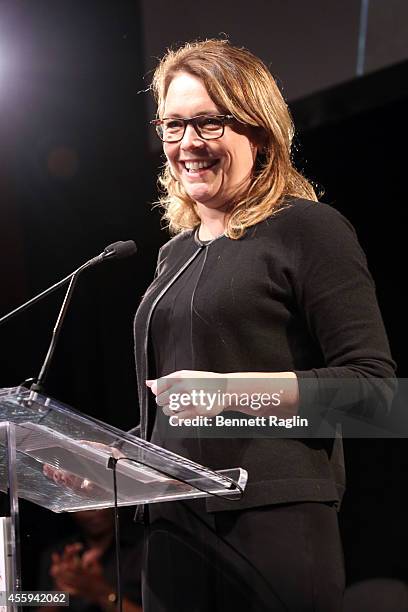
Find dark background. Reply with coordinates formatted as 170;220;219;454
0;0;407;593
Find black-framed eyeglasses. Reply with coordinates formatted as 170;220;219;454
150;114;235;143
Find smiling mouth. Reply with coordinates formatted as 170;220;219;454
182;159;219;172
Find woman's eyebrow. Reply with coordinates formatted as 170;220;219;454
162;110;221;118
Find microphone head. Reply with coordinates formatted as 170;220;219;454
103;240;137;260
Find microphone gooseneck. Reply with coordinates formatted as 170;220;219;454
0;240;137;392
0;241;137;327
30;240;137;393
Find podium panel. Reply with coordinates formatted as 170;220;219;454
0;387;247;512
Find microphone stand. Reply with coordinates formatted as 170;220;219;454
29;247;128;393
30;264;85;393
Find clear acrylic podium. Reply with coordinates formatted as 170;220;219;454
0;386;247;597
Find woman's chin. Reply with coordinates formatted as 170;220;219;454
188;190;227;210
186;186;212;202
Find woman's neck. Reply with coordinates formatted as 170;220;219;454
196;206;226;240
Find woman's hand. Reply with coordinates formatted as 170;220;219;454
146;370;227;420
147;370;299;420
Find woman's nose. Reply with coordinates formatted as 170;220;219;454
181;123;205;149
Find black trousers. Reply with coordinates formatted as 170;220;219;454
142;499;345;612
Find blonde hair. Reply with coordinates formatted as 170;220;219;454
152;39;317;239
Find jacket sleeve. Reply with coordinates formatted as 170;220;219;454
292;202;396;428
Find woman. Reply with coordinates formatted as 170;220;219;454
133;39;396;611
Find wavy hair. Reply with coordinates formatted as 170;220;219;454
152;39;317;239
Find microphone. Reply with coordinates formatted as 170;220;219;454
0;240;137;392
102;240;137;261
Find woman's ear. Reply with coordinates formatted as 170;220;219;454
250;127;267;155
250;141;258;160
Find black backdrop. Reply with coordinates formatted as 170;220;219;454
0;1;407;592
292;74;408;583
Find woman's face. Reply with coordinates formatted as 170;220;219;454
162;72;257;212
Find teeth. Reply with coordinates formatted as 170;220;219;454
184;160;215;171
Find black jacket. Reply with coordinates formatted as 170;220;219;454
132;199;396;512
